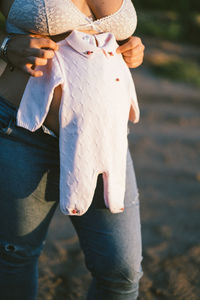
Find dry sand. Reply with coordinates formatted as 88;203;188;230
35;42;200;299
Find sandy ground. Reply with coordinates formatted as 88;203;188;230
1;39;197;299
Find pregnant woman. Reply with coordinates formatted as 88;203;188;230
0;0;145;299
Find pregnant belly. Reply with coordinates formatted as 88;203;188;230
43;85;61;136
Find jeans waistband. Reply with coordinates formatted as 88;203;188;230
0;95;57;138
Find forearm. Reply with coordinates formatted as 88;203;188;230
0;14;7;45
0;29;7;45
0;10;11;68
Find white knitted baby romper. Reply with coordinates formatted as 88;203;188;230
17;30;140;215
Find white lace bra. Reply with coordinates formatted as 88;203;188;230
6;0;137;40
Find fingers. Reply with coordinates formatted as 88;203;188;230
123;49;144;68
28;36;59;51
19;54;49;77
26;38;58;76
26;56;48;66
22;37;58;60
116;36;145;68
22;64;43;77
116;36;145;54
7;34;59;76
27;48;55;59
123;55;144;68
22;54;50;77
121;44;145;58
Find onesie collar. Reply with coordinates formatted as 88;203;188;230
64;30;118;58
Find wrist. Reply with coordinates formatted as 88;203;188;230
0;35;14;71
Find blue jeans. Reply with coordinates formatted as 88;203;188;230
0;96;143;300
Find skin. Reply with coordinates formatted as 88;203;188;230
0;0;145;134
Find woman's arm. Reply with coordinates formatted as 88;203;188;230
6;34;58;76
0;32;58;78
0;4;8;47
0;6;58;77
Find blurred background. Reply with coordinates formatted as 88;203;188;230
128;1;200;299
1;1;200;299
134;0;200;86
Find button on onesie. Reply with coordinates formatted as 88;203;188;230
17;30;140;215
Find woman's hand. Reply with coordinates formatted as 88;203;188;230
116;36;145;68
7;34;59;77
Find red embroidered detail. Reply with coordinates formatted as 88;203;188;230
72;209;78;214
86;51;93;55
108;52;114;56
116;78;120;82
120;208;124;211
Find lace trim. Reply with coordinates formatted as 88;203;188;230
68;0;126;23
6;0;137;40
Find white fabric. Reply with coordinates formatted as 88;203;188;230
6;0;137;41
17;30;140;215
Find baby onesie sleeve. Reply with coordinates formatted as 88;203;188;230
17;54;64;131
